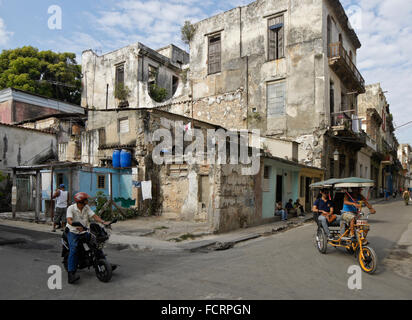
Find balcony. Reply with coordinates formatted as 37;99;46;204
330;111;366;149
329;42;365;94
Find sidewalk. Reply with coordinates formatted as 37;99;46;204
0;211;314;252
0;196;396;252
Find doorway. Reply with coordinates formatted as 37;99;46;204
305;177;312;211
276;175;283;204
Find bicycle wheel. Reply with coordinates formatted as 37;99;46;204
358;246;378;274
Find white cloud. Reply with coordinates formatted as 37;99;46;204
0;17;13;48
345;0;412;144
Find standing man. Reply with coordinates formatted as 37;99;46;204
51;184;68;232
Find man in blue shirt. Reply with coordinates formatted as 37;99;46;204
313;189;340;240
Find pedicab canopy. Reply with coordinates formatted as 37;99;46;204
310;177;375;189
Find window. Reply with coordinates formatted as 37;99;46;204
330;159;335;178
300;176;305;197
97;175;106;189
264;166;271;179
148;65;158;86
115;64;125;86
327;16;332;50
208;34;221;74
172;76;179;95
263;166;271;192
268;15;284;60
330;81;335;116
119;118;129;134
267;81;286;117
98;128;106;147
57;173;64;186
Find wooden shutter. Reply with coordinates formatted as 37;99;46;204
208;34;221;74
119;118;129;134
267;81;286;117
268;15;284;60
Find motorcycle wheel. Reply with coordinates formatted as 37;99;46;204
358;246;378;274
95;259;112;283
315;228;328;254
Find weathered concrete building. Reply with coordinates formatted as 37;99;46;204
81;108;265;232
16;113;86;163
358;83;401;196
81;43;190;110
0;123;58;212
165;0;367;183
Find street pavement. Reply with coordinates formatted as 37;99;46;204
0;199;411;300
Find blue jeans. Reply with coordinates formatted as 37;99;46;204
275;209;288;221
319;215;341;237
67;232;90;272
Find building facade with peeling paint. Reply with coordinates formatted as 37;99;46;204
164;0;368;184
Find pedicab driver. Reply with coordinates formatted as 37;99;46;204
66;192;109;284
340;187;376;240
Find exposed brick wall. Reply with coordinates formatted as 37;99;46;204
13;101;61;123
0;101;12;123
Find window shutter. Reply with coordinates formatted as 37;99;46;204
119;118;129;134
208;35;221;74
267;81;286;117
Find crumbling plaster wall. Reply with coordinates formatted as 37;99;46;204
0;125;57;172
187;0;326;151
81;44;189;111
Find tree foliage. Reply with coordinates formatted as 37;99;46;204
0;46;82;104
181;21;196;46
149;83;168;103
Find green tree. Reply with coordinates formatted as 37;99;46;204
0;46;82;104
149;83;168;103
181;21;196;46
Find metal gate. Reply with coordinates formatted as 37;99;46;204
16;176;34;212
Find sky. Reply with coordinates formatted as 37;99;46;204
0;0;411;145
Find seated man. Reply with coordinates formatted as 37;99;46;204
285;199;297;217
275;201;288;221
312;188;341;240
294;199;305;216
340;187;376;240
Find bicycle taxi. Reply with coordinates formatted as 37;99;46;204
310;177;378;274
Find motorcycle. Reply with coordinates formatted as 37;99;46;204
311;178;378;274
61;219;118;282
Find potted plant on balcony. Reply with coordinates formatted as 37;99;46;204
114;83;131;108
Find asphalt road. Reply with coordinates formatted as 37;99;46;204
1;199;411;300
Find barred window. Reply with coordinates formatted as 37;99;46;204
97;175;106;189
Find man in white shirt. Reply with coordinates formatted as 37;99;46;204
66;192;108;284
51;184;68;232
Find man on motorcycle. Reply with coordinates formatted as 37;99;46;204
66;192;108;284
313;189;340;240
340;187;376;240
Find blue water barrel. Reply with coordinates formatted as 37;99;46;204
120;149;132;168
112;150;121;168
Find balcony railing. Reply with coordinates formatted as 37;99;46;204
331;111;363;133
329;42;365;92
